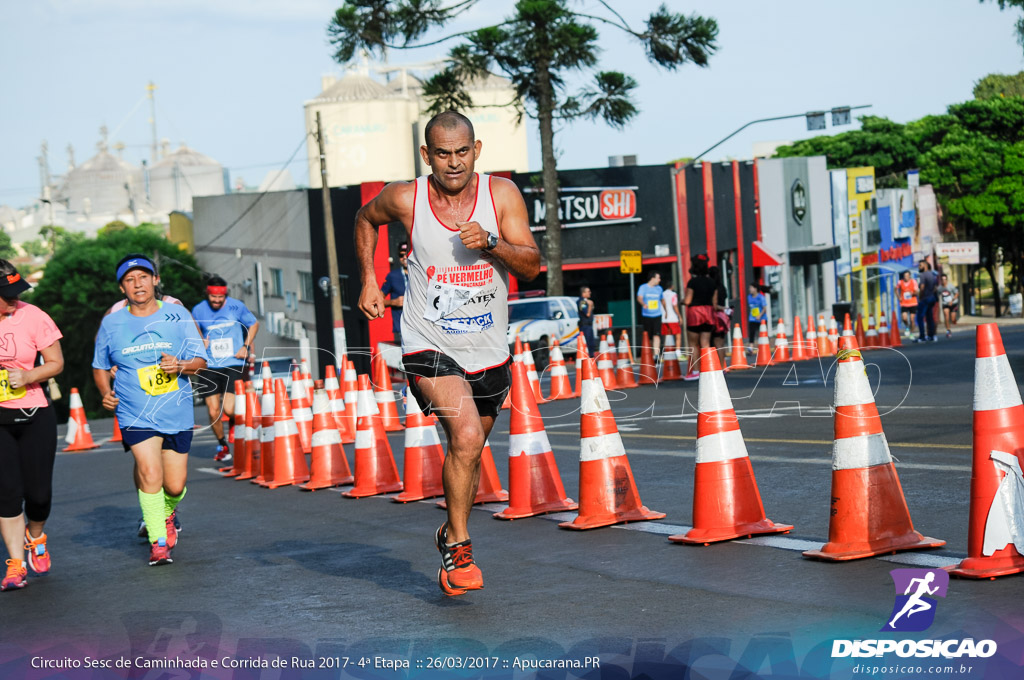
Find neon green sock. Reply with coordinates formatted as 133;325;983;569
164;487;186;518
138;490;167;544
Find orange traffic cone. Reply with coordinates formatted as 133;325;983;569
574;333;589;396
302;384;354;490
372;352;404;431
828;316;840;354
596;335;618;389
803;338;944;560
259;361;273;394
324;364;354;444
521;341;546;403
493;361;577;519
816;315;832;357
342;360;359;440
865;315;880;348
234;389;259;481
224;379;249;477
615;330;638;389
773;320;790;363
253;380;275;486
343;374;403;498
300;358;314;403
546;338;575;401
876;313;891;348
64;388;99;452
889;310;902;348
754;321;773;367
662;334;682;381
289;371;313;454
790;316;807;362
855;313;867;349
842;313;854;338
260;379;310;489
804;314;819;359
669;348;792;544
393;389;445;502
437;438;509;508
107;415;123;443
638;331;658;385
728;324;751;371
947;325;1024;578
560;356;665;530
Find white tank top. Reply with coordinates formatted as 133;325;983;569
403;173;510;372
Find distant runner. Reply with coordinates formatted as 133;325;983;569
191;275;259;461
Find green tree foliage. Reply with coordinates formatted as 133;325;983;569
974;71;1024;99
0;229;15;260
21;239;50;258
328;0;718;295
985;0;1024;54
774;116;930;188
28;224;205;420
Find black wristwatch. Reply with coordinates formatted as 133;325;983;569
485;233;499;250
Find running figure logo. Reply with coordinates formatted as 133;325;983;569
881;568;949;632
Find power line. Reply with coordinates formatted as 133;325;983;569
195;132;311;248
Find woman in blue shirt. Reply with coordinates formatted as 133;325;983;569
93;255;207;566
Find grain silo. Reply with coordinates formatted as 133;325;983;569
149;143;226;213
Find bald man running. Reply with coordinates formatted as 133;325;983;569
356;110;540;596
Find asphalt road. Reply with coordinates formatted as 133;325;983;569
2;324;1023;680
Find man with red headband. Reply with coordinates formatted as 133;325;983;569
191;275;259;461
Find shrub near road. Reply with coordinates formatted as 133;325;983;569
28;223;204;421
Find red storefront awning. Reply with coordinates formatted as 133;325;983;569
751;240;784;267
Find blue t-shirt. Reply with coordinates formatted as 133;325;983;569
637;283;664;318
93;302;207;433
191;297;258;368
748;293;767;323
381;268;407;333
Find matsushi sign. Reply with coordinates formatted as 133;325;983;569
524;186;640;231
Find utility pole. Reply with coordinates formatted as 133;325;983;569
147;81;158;164
316;111;347;361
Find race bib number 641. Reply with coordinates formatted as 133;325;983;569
137;365;179;396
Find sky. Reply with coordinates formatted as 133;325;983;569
1;0;1022;212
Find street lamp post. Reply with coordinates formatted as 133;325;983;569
692;105;873;162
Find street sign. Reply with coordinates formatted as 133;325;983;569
620;250;642;274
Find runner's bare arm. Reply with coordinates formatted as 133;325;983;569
457;177;540;281
93;368;119;410
355;182;415;319
160;352;207;376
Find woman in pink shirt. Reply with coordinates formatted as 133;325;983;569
0;260;64;591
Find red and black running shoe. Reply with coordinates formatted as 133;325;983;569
435;522;483;596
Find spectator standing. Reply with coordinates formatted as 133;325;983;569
381;243;409;347
576;286;596;355
915;260;939;342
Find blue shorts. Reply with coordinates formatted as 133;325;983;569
121;427;193;454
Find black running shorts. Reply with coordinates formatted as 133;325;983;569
403;351;511;419
191;365;245;399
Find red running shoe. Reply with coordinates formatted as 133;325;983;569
24;529;50;574
148;538;173;566
2;559;27;591
435;522;483;596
